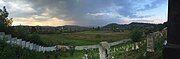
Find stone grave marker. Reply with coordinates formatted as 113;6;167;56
147;33;154;52
99;42;111;59
21;41;26;48
26;42;30;48
29;43;34;50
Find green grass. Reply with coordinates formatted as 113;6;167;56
38;31;130;46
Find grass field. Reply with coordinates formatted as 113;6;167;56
38;31;130;46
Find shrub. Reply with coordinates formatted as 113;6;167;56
130;29;143;42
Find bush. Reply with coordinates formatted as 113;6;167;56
27;33;42;45
130;29;143;42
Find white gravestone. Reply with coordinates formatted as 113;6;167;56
99;42;112;59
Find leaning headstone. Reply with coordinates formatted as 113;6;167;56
147;33;154;52
99;42;111;59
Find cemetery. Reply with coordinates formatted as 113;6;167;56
0;0;172;59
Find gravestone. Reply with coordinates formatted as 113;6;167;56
4;35;11;41
147;33;154;52
21;41;26;48
25;42;30;48
5;35;11;43
18;39;22;45
16;39;21;45
39;46;42;51
29;43;34;50
33;44;37;50
11;37;17;44
36;45;40;51
0;32;5;40
99;42;111;59
42;47;45;53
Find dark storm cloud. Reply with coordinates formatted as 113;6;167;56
1;0;167;26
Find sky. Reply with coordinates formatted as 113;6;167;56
0;0;168;26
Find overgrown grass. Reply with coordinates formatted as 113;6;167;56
38;31;130;46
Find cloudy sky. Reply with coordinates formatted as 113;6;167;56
0;0;168;26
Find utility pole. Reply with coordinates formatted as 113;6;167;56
163;0;180;59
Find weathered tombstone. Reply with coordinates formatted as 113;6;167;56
147;33;154;52
99;42;111;59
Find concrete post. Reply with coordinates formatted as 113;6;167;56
99;42;111;59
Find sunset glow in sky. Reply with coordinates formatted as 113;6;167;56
0;0;168;26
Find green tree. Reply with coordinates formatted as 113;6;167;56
130;29;143;42
0;6;13;34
